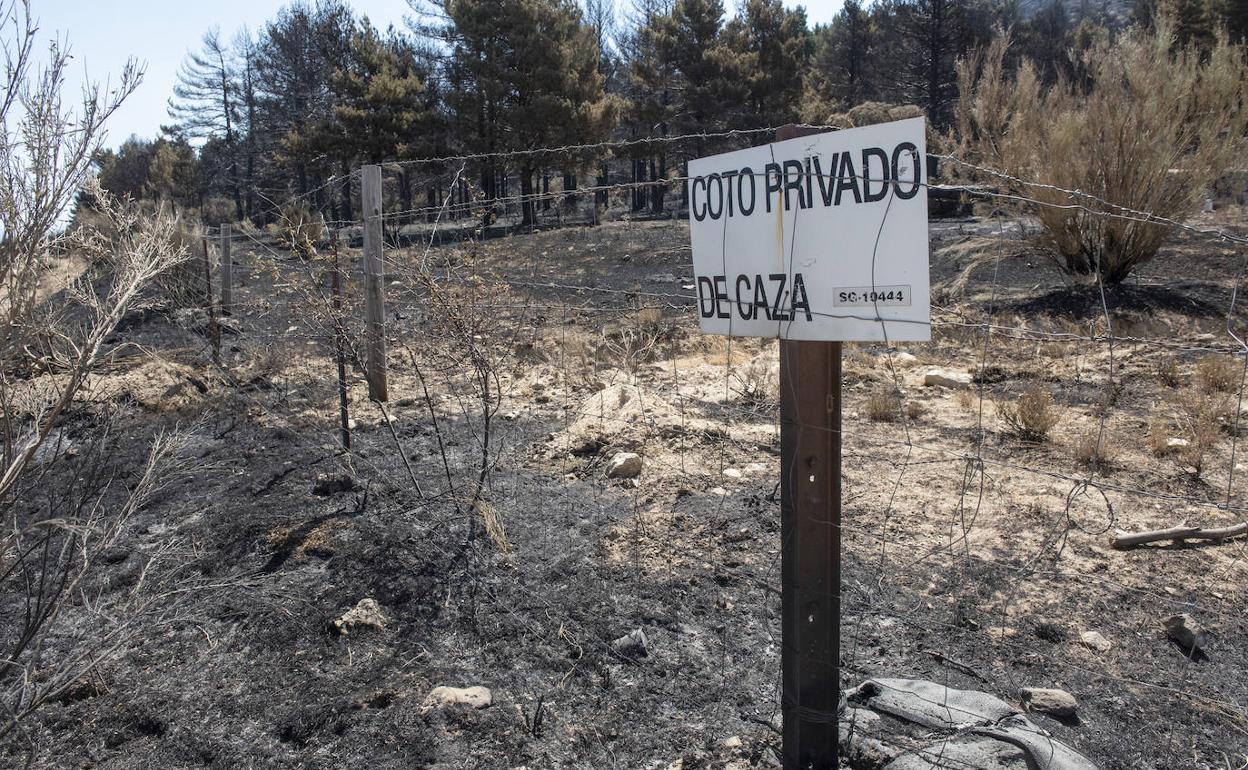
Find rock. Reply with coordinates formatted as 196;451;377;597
923;369;972;389
1080;630;1112;652
1167;437;1190;449
1164;613;1209;654
722;468;743;479
605;452;643;478
890;351;920;367
720;735;743;751
611;628;649;658
333;598;388;635
1020;687;1078;721
420;685;492;714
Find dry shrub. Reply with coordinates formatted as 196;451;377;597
731;357;777;410
1147;419;1172;457
0;0;193;736
600;307;674;372
1156;355;1184;388
1150;394;1232;473
150;211;207;308
997;383;1059;442
1195;355;1238;393
953;23;1247;284
954;389;976;412
866;387;901;422
198;196;236;226
274;201;326;257
1175;392;1232;474
1073;428;1116;469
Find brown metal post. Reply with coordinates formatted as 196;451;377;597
776;124;839;769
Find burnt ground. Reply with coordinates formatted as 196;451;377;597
6;202;1248;769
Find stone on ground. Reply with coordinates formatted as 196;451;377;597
846;678;1101;770
611;628;649;657
332;598;388;635
1020;687;1078;720
923;369;972;389
420;685;492;714
606;452;643;479
1164;613;1208;654
1080;630;1112;652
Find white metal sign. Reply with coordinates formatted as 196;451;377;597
687;117;930;341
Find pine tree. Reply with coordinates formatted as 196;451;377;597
723;0;811;127
307;22;429;221
874;0;990;128
255;1;355;199
1211;0;1248;40
805;0;875;120
232;30;262;219
1017;0;1073;83
622;0;677;212
658;0;738;134
442;0;616;224
167;29;243;217
1163;0;1215;50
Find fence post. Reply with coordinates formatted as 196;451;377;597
219;223;232;315
331;232;351;450
361;164;389;402
201;234;221;365
775;124;839;770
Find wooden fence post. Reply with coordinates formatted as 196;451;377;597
361;164;389;402
219;223;232;315
201;235;221;365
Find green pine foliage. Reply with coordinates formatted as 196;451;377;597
78;0;1248;236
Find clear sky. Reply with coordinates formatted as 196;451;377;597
33;0;844;149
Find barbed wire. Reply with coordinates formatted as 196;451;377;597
155;124;1248;767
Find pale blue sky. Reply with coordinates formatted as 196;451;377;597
34;0;844;149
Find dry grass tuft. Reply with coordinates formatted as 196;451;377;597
1196;355;1238;393
954;389;976;412
1147;419;1172;458
1155;356;1184;388
1150;394;1232;474
866;387;901;422
1072;428;1116;469
274;201;325;257
475;499;512;554
997;383;1059;442
731;357;778;411
1176;393;1232;474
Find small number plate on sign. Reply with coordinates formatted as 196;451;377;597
834;285;912;307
